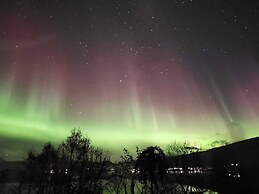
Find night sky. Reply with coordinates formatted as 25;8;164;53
0;0;259;161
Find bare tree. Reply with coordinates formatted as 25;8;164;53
59;128;110;194
104;148;141;194
18;129;110;194
166;141;203;194
18;143;59;194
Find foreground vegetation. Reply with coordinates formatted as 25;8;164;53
2;129;218;194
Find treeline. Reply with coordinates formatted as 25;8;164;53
5;129;219;194
11;129;110;194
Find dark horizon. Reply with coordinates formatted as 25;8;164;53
0;135;257;162
1;135;259;194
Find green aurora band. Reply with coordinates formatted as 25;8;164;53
1;68;259;161
1;12;259;161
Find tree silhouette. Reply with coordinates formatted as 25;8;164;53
166;141;203;194
19;143;59;194
135;146;168;194
104;148;140;194
17;129;109;194
22;150;39;194
59;129;87;194
37;143;59;194
166;141;201;157
59;128;110;194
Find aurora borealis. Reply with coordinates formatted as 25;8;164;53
0;0;259;160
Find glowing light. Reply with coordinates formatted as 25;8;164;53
0;13;259;161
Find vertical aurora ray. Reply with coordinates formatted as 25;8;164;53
0;16;70;146
2;46;259;160
0;2;259;161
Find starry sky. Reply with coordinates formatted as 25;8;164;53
0;0;259;160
